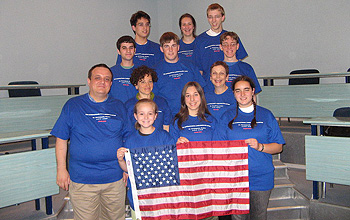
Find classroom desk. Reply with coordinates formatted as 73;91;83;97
0;83;85;95
303;117;350;200
258;72;350;86
0;95;76;215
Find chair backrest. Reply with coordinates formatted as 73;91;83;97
289;69;320;85
8;81;41;97
333;107;350;117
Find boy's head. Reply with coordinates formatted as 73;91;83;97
130;11;151;39
116;35;136;62
220;32;240;60
206;3;225;32
159;32;180;63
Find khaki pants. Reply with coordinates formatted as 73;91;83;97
69;179;126;220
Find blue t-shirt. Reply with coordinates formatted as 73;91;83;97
116;40;163;68
205;88;236;120
170;114;218;142
125;129;175;210
218;105;285;191
204;61;262;93
153;59;206;117
192;30;248;82
109;64;138;103
124;95;172;130
51;94;131;184
226;61;262;93
178;39;196;64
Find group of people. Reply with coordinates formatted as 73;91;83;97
52;3;285;220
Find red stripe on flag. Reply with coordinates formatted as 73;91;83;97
140;198;250;211
139;187;249;200
176;140;247;149
180;176;249;185
179;164;248;173
142;209;250;220
178;153;248;161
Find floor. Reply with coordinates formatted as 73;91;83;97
1;166;349;220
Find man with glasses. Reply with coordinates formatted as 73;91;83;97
116;11;163;67
192;3;248;83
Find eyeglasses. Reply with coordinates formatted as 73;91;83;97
222;43;237;48
207;15;222;19
137;23;151;27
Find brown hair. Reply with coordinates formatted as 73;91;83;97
159;32;180;47
130;65;158;86
116;35;136;50
133;99;158;130
174;81;211;129
179;13;197;38
88;63;112;79
228;76;257;129
207;3;225;16
220;31;239;45
210;61;229;76
130;11;151;34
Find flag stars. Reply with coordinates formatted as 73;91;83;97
131;146;179;190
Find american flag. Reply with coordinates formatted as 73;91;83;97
125;140;249;220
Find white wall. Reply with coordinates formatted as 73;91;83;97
169;0;350;84
1;0;349;97
0;0;160;96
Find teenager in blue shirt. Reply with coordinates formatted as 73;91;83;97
178;13;197;63
205;61;236;120
110;36;138;103
125;65;171;131
170;81;217;143
220;32;261;94
219;76;285;220
192;3;248;82
117;99;175;219
116;11;162;67
154;32;206;117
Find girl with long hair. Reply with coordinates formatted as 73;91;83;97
178;13;197;63
170;81;218;143
219;76;285;220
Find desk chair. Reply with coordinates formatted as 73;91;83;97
8;81;41;97
284;69;320;123
324;107;350;137
288;69;320;85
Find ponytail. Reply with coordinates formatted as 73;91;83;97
228;101;239;129
228;99;257;129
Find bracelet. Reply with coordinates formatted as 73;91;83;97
260;143;265;152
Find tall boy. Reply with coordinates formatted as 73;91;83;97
110;35;138;103
153;32;205;117
116;11;162;67
193;3;248;82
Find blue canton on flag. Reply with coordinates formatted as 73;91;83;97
129;145;180;190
